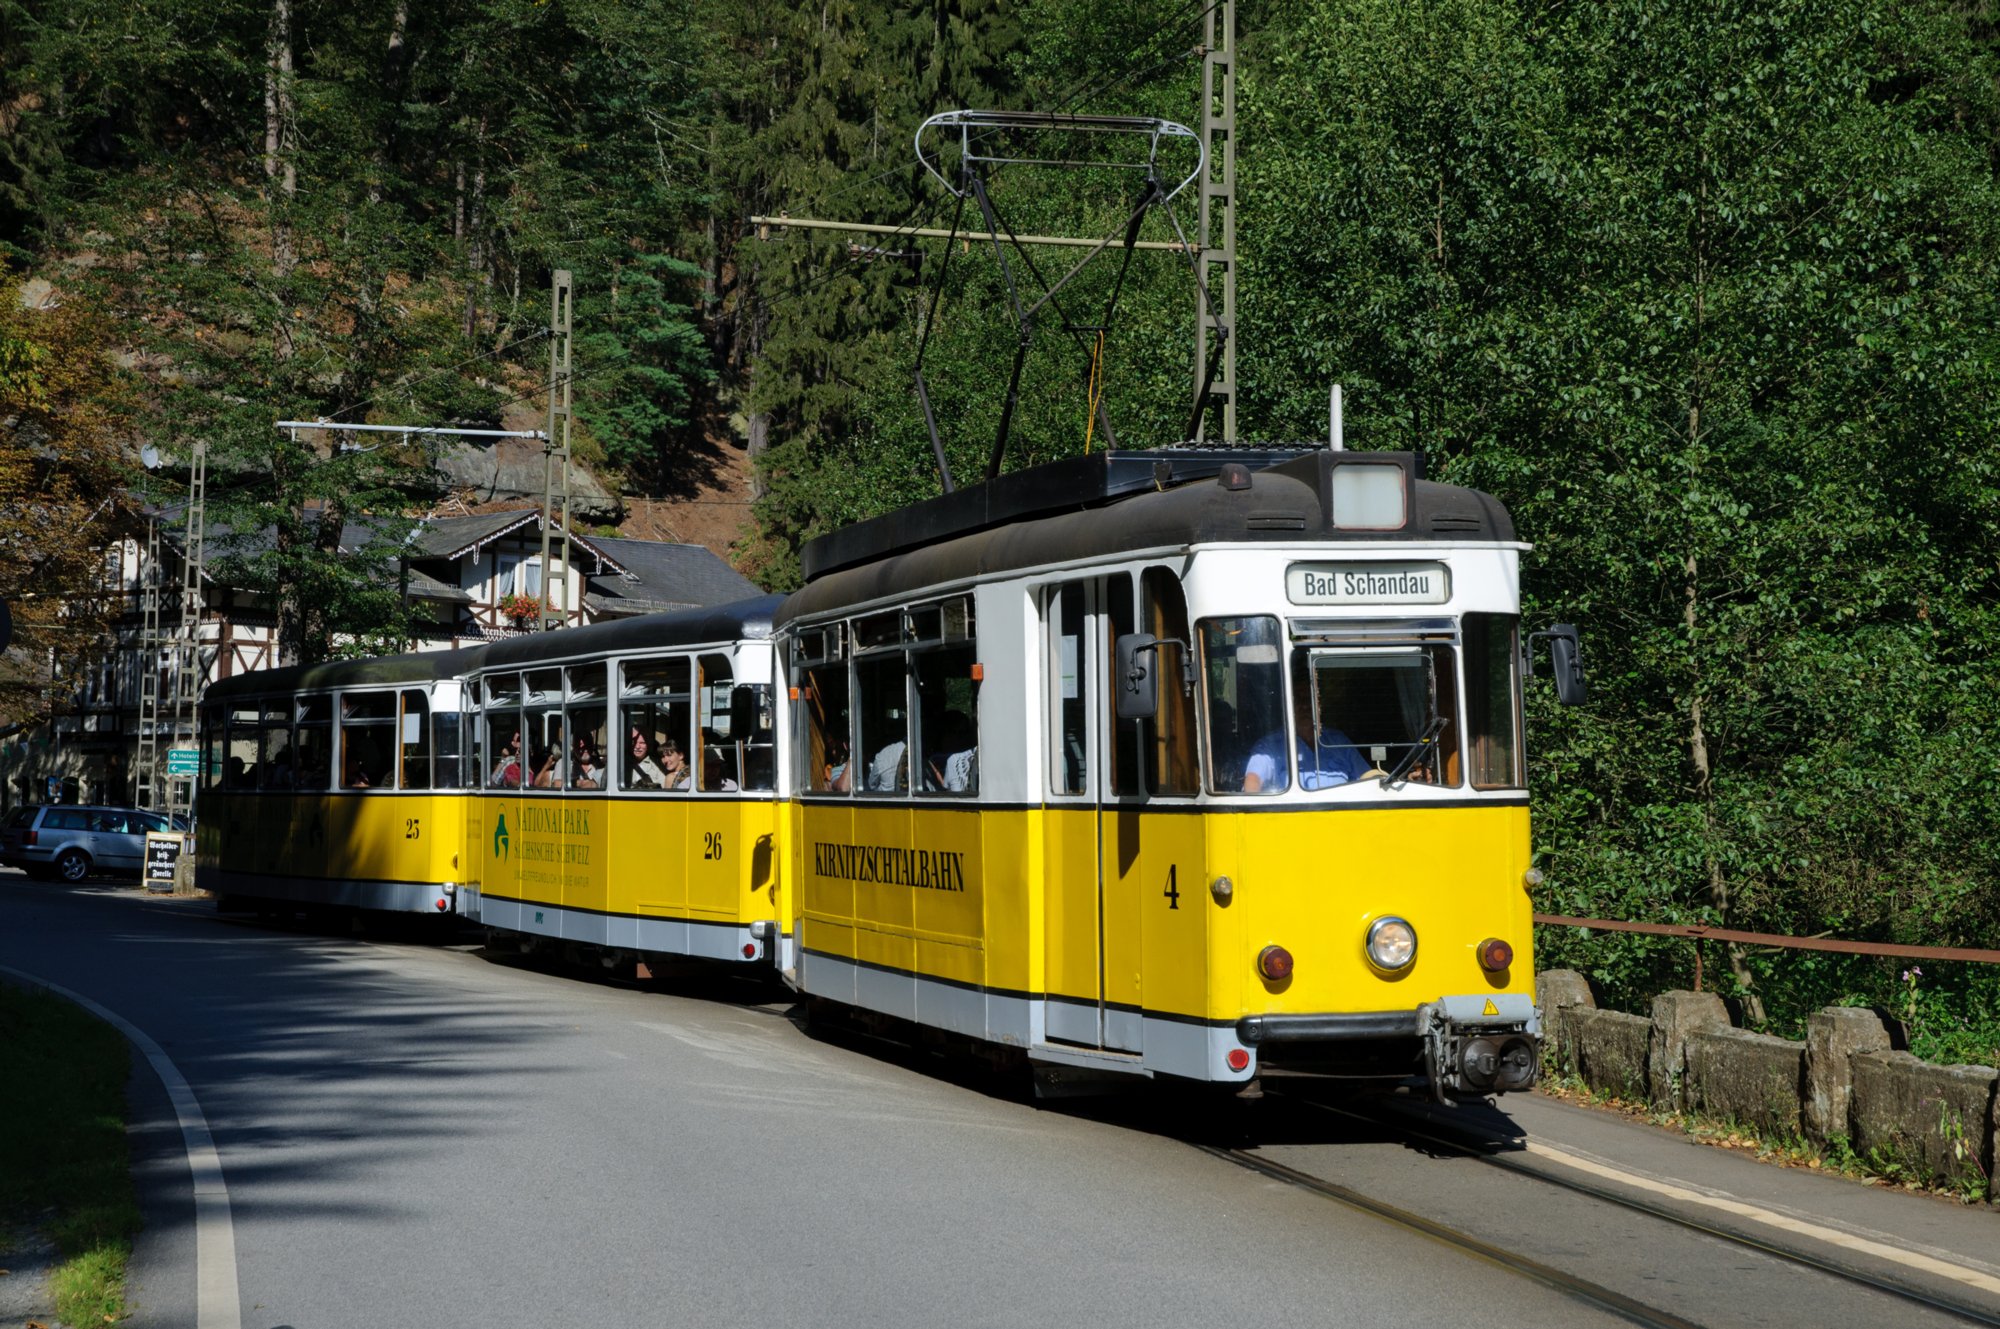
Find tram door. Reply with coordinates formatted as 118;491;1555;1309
1042;578;1144;1053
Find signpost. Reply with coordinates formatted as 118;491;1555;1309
166;747;200;778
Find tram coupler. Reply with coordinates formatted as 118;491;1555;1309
1418;994;1541;1102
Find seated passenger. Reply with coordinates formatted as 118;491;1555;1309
658;736;691;790
627;729;667;789
699;744;739;793
822;736;851;792
925;710;977;793
490;731;522;788
866;739;907;792
572;740;604;790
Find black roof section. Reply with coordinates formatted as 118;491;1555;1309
802;446;1333;581
584;536;763;610
781;448;1513;624
476;594;785;671
205;645;489;701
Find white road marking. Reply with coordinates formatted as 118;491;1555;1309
1524;1138;2000;1297
0;965;242;1329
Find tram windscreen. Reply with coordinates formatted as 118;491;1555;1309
1291;647;1459;788
1200;619;1462;792
1464;614;1524;788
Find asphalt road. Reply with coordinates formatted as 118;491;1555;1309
6;872;1997;1329
0;875;1618;1329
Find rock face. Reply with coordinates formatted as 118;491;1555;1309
436;437;621;520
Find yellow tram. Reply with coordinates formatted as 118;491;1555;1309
197;447;1580;1101
196;649;482;913
781;445;1580;1096
461;597;789;969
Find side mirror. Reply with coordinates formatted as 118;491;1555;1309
1115;633;1160;720
1526;623;1588;706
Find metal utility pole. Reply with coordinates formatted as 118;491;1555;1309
135;517;163;812
537;270;574;631
1195;0;1238;442
165;442;206;820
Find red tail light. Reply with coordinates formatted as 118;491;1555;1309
24;831;36;846
741;942;758;959
1257;945;1294;981
1477;937;1515;971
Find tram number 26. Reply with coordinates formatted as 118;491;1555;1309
702;831;723;861
404;818;421;840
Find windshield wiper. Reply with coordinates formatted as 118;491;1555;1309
1380;717;1449;789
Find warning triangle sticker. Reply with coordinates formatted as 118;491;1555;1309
1482;999;1499;1017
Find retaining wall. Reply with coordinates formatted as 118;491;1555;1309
1538;971;1997;1198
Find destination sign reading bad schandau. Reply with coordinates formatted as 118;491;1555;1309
1286;561;1451;605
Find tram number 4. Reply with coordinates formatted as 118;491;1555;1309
1163;864;1180;910
404;818;421;840
702;831;723;861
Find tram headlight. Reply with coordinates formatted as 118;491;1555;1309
1366;916;1418;971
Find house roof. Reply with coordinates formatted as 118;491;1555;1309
585;536;760;609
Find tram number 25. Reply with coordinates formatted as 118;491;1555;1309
702;831;723;861
404;818;421;840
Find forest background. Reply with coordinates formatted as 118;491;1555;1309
2;0;1998;1053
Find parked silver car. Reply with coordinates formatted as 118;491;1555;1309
0;804;190;882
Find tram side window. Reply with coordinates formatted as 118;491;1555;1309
913;646;978;796
855;650;909;794
224;705;259;789
729;684;778;792
1107;576;1140;797
694;655;741;792
484;674;524;788
1048;586;1089;796
795;632;852;794
434;709;464;789
523;668;565;789
259;704;293;789
1140;568;1199;797
200;713;224;792
1290;645;1461;788
567;664;607;791
339;692;397;790
1464;614;1523;789
1200;617;1287;794
400;689;432;791
294;697;331;791
620;657;693;792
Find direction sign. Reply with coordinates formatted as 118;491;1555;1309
166;747;200;777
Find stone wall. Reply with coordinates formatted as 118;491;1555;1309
1539;970;1997;1197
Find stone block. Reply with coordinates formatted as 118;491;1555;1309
1648;990;1730;1111
1850;1050;1998;1190
1573;1008;1651;1101
1803;1007;1894;1144
1686;1028;1804;1135
1535;970;1596;1075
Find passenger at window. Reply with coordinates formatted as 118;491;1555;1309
532;724;566;788
490;731;522;788
866;739;908;792
658;736;691;790
700;749;738;792
1243;697;1368;792
823;737;851;792
925;710;977;793
572;740;604;790
627;729;667;789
